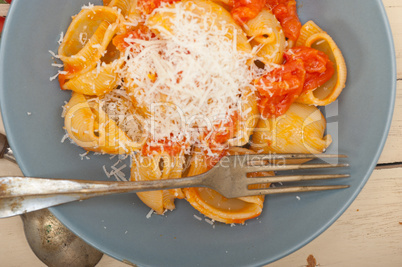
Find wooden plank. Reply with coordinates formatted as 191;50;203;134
269;167;402;267
378;80;402;164
384;1;402;80
377;2;402;163
0;4;9;17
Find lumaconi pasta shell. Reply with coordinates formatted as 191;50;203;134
183;147;271;224
184;187;264;224
244;9;286;64
295;25;347;106
58;6;125;79
88;101;147;154
64;92;146;154
228;89;259;147
295;20;323;47
209;0;230;6
62;59;124;96
131;154;185;214
124;82;152;119
64;93;99;148
251;103;332;156
107;0;133;16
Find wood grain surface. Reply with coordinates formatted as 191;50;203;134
0;1;401;266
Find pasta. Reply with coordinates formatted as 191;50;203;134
56;0;347;224
184;147;272;224
251;103;332;155
131;153;185;214
244;8;286;65
295;21;347;106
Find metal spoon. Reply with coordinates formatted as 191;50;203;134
21;209;103;267
0;133;103;267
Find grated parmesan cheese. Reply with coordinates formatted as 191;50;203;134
48;50;59;59
111;2;257;153
146;209;154;218
193;214;202;221
51;63;64;68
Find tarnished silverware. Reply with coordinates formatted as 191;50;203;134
0;133;103;267
21;209;103;267
0;153;349;218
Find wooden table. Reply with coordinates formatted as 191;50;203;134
0;1;401;266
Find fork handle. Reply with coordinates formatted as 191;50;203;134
0;176;207;218
0;176;207;198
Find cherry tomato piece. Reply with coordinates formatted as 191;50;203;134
0;17;4;34
285;46;335;92
255;59;306;117
266;0;301;42
230;0;266;25
138;0;180;14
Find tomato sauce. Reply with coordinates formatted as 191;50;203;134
141;137;187;156
230;0;266;25
229;0;301;42
255;59;306;118
112;26;155;52
255;46;335;118
138;0;181;14
58;65;81;88
266;0;301;42
198;111;238;149
205;148;229;169
210;112;238;145
284;46;335;92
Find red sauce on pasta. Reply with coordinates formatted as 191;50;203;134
112;26;155;52
138;0;181;14
210;112;238;145
230;0;266;24
266;0;301;42
141;137;187;156
255;59;306;118
230;0;301;42
58;65;81;88
205;148;229;169
284;46;335;92
255;46;335;117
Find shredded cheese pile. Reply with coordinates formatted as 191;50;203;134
117;2;256;146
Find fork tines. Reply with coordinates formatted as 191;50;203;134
242;153;347;164
243;154;350;195
246;173;350;185
245;162;349;173
248;185;350;196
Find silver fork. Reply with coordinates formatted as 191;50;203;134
0;153;349;218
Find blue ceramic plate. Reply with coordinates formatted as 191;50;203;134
0;0;396;266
